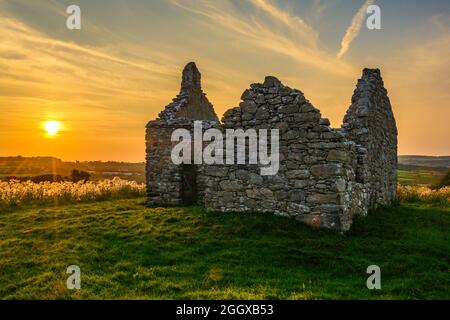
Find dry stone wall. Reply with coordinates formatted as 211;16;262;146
146;63;397;231
202;76;366;231
342;69;398;208
146;63;219;206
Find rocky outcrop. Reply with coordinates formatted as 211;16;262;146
145;63;398;232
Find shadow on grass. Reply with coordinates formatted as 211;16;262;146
0;198;448;299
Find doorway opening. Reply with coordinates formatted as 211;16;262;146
181;164;198;205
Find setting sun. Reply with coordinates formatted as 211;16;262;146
43;121;61;136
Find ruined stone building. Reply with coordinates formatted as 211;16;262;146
146;62;397;231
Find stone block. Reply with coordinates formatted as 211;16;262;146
286;170;310;179
327;150;350;163
310;164;342;178
306;193;339;204
220;180;242;191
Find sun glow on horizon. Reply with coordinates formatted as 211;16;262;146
0;1;448;160
43;121;62;137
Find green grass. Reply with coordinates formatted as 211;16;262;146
0;198;448;300
397;169;444;186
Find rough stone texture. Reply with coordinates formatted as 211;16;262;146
146;62;219;206
146;63;398;231
158;62;218;122
342;68;398;208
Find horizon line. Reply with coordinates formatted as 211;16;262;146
2;154;450;164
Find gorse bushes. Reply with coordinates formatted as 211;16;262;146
397;185;450;206
1;179;449;209
434;169;450;189
0;177;145;208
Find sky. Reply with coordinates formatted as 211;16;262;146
0;0;449;162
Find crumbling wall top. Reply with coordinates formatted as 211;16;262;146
181;62;202;93
146;63;398;231
342;68;398;207
152;62;219;124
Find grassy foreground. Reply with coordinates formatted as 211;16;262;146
0;198;448;300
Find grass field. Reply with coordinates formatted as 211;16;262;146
397;169;444;186
0;198;448;300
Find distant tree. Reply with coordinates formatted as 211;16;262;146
71;169;90;182
435;169;450;189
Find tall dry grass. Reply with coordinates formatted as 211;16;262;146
0;177;145;208
2;178;449;209
397;185;450;205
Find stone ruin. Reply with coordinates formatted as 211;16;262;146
146;62;397;231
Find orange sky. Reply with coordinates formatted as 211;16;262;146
0;0;449;162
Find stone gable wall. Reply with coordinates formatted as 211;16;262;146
342;69;398;208
146;63;397;231
146;62;219;206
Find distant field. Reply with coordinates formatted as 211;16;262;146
397;155;449;186
2;156;448;186
0;174;32;178
398;155;450;168
0;156;145;183
397;169;445;186
0;198;448;300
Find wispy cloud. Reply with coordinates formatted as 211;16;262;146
0;16;178;105
249;0;319;47
337;0;374;59
311;0;329;18
0;13;187;159
172;0;354;76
